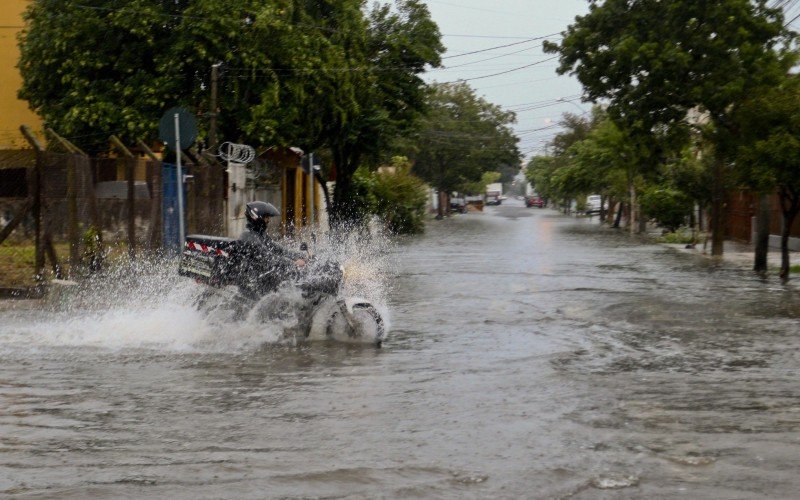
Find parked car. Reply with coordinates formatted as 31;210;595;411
584;194;603;215
525;195;545;208
485;190;502;206
450;197;467;214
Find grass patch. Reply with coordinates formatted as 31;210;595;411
0;243;37;286
657;229;702;245
0;240;131;286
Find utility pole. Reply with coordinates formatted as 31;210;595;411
209;63;221;148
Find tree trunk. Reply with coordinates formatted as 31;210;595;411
778;186;799;281
599;194;606;224
638;205;647;234
329;146;360;231
613;202;624;228
754;193;770;274
331;170;352;230
698;203;704;232
628;177;636;234
710;155;725;256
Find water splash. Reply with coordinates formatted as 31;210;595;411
0;228;393;353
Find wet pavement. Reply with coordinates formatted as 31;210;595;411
1;199;799;498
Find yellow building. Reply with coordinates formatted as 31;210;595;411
0;0;41;150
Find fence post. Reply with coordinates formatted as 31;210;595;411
47;127;85;273
20;125;44;279
110;135;136;258
201;150;225;234
67;154;80;269
138;140;163;250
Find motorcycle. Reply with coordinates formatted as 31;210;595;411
177;234;386;347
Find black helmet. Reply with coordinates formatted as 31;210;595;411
245;201;280;232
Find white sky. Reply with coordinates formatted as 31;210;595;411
420;0;590;162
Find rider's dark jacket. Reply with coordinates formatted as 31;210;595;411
235;225;304;298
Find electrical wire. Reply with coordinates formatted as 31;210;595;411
442;33;560;60
440;56;559;83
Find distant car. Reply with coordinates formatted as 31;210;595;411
450;198;467;214
525;195;545;208
485;190;502;206
584;194;603;215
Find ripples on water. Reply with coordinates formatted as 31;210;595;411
2;203;799;498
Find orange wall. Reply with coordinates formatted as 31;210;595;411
0;0;41;149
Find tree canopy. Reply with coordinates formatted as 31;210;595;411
735;75;800;278
18;0;444;227
409;82;520;208
544;0;794;253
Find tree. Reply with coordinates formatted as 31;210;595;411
566;113;639;223
324;0;444;229
545;0;793;254
735;76;800;280
409;82;520;217
19;0;444;233
525;155;560;203
460;171;502;196
18;0;328;153
525;110;604;214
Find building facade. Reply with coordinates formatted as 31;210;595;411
0;0;40;149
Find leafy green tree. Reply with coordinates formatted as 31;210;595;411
526;111;601;213
462;171;501;196
18;0;325;152
525;155;560;203
409;82;520;217
735;76;800;280
325;0;444;228
19;0;443;232
566;113;639;222
545;0;793;253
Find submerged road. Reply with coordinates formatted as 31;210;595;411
1;199;799;498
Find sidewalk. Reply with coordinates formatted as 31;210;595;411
664;239;800;272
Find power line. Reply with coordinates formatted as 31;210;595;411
440;56;559;83
442;33;560;60
442;44;544;69
442;33;547;40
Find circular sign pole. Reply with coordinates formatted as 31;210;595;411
174;112;185;248
159;107;197;253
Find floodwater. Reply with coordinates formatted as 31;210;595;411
2;199;800;499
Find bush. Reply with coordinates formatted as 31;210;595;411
640;187;692;232
658;229;700;244
371;157;428;234
348;167;378;225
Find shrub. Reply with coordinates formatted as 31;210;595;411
640;187;692;232
371;157;428;234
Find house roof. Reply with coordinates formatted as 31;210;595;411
0;149;36;170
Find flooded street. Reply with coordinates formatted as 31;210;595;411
2;199;800;498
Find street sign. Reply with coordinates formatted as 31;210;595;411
158;107;198;150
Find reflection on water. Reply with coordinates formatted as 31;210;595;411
1;200;799;498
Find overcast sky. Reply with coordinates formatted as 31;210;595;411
419;0;591;163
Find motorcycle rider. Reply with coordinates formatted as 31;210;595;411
236;201;306;297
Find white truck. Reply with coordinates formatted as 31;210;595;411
485;182;503;206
